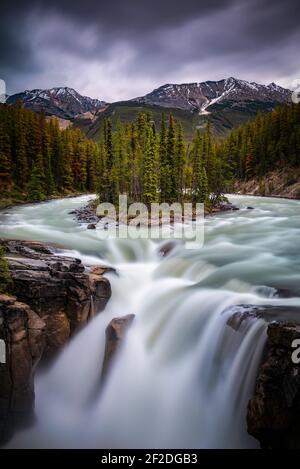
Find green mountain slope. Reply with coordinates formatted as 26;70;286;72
75;99;283;142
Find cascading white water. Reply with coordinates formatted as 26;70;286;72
1;194;300;448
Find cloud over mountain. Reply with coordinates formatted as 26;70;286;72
1;0;300;101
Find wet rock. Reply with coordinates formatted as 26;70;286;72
0;239;52;258
0;239;113;444
87;223;96;230
71;200;100;225
226;304;300;330
247;321;300;449
46;310;70;350
215;203;240;213
0;294;46;443
101;314;135;382
226;304;300;447
247;206;255;210
89;265;117;276
158;240;178;258
226;306;261;331
273;287;300;298
0;240;112;352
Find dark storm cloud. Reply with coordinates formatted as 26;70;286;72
1;0;300;99
2;0;235;33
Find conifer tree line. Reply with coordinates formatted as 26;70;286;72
0;102;229;207
220;103;300;181
97;112;226;206
1;101;300;208
0;102;101;203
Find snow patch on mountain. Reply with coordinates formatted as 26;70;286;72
7;87;108;120
133;77;291;113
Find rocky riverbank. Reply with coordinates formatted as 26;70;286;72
248;320;300;449
234;169;300;200
0;239;112;444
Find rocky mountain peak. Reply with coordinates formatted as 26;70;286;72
7;87;108;120
133;77;291;114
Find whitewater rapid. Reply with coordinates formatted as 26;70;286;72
1;194;300;448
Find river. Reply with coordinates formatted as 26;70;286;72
1;194;300;448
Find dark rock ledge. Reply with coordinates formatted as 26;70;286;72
248;321;300;449
0;239;112;444
227;304;300;449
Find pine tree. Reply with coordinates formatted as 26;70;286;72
0;247;11;294
0;151;11;187
159;114;168;202
100;118;115;203
142;127;159;205
129;123;142;202
14;105;28;189
164;113;177;202
245;138;255;180
191;131;209;203
198;165;209;204
62;137;74;192
27;153;46;201
174;123;186;201
86;142;97;192
0;124;11;192
42;122;55;195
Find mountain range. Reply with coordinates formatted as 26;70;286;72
6;78;292;139
7;87;107;120
133;77;290;112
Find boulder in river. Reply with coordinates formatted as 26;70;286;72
158;240;178;258
101;314;135;382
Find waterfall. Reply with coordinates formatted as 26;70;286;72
1;194;300;448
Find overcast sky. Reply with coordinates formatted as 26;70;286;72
1;0;300;101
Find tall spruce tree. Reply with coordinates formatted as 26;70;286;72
129;123;142;202
0;123;11;192
101;118;115;203
27;153;46;201
174;123;186;201
159;114;168;202
191;131;209;203
142;127;159;205
164;113;177;202
0;247;11;294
